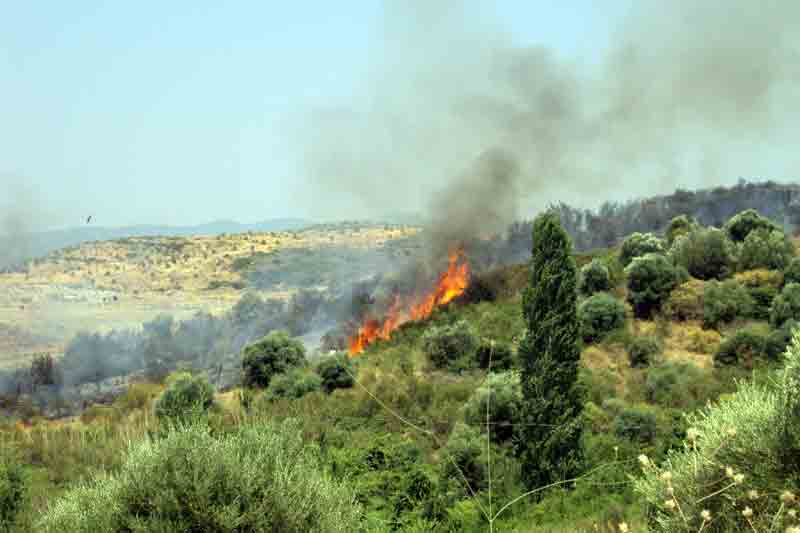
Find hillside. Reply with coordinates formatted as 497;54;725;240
3;206;800;531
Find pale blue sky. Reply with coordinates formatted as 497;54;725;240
1;1;633;229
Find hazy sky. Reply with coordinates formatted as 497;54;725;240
2;1;798;231
0;1;630;229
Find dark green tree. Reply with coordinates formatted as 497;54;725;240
516;212;584;492
242;330;306;389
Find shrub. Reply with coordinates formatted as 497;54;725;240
39;420;362;532
664;279;705;321
713;325;770;367
723;208;781;242
627;336;662;368
463;371;521;442
625;253;680;318
668;227;734;280
734;269;783;320
765;320;798;361
702;279;755;328
439;423;487;495
665;214;698;246
578;293;625;342
0;448;27;529
578;259;612;295
614;406;658;445
771;282;800;328
154;372;215;422
421;320;478;369
737;227;795;271
314;352;355;393
645;361;713;409
619;232;665;267
784;256;800;285
264;368;321;400
635;338;800;532
242;330;306;389
475;339;515;371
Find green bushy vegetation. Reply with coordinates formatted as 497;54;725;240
723;208;781;242
264;368;322;400
578;292;626;342
664;279;705;321
315;352;356;393
153;372;216;422
578;258;612;295
463;371;521;443
738;227;795;271
39;419;362;532
702;279;755;328
421;320;478;369
665;214;698;246
668;227;734;280
242;330;306;389
771;282;800;328
713;324;772;367
626;253;681;318
620;232;665;267
627;335;662;368
0;448;27;532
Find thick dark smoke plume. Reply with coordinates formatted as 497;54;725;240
300;0;800;246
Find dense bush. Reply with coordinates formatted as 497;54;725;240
314;352;355;393
702;279;755;328
664;279;705;321
771;282;800;328
784;256;800;285
713;325;770;367
723;208;781;242
765;319;798;361
737;227;795;271
242;330;306;389
668;227;734;280
0;448;27;530
644;361;715;410
474;339;516;371
578;293;626;342
625;254;681;318
614;406;658;445
439;423;487;495
627;336;662;368
264;368;321;400
39;420;362;532
463;371;521;442
578;258;612;295
635;336;800;532
665;214;698;246
734;269;783;320
153;372;215;422
619;232;665;267
421;320;478;369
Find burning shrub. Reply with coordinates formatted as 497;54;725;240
723;208;781;242
713;325;770;367
578;258;612;295
625;253;681;318
627;336;662;368
314;352;355;394
703;279;755;329
771;283;800;328
737;227;795;271
619;232;665;267
463;371;521;443
665;214;698;246
242;330;306;389
578;293;625;342
421;320;478;369
264;369;321;401
668;227;734;280
475;339;516;371
154;372;216;422
664;279;705;321
0;446;27;529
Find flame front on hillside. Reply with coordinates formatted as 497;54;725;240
348;247;470;355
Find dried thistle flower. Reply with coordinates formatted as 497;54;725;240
742;507;753;518
782;491;797;504
618;523;629;533
748;490;759;500
664;499;677;510
701;509;711;521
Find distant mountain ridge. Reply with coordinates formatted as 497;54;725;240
0;218;311;270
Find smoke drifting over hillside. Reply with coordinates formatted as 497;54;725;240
301;0;800;243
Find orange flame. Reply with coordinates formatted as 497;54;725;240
348;247;470;355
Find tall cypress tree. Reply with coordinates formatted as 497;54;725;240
517;211;584;491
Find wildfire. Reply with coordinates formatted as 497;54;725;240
348;247;470;355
